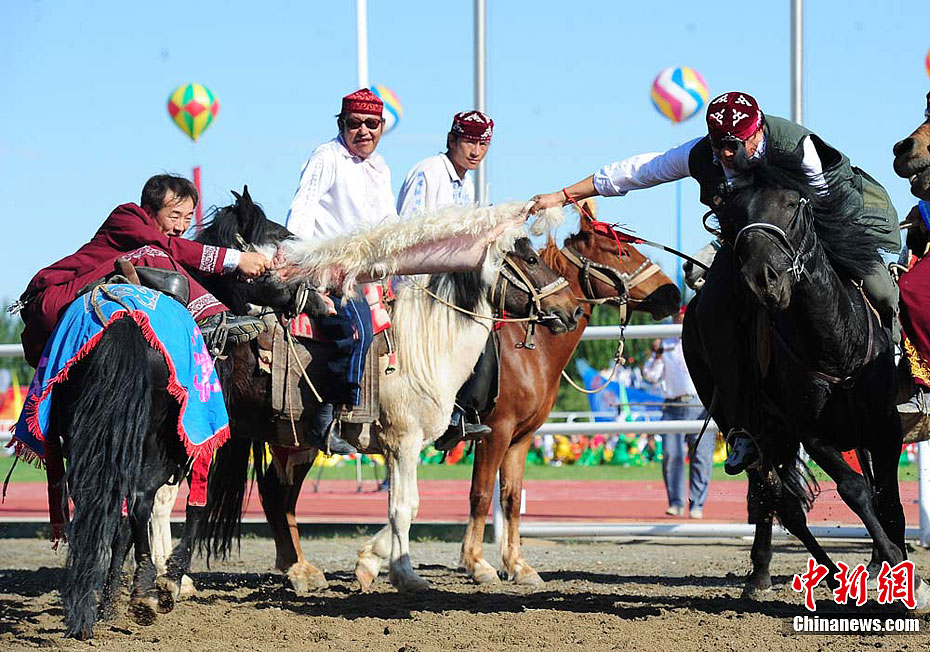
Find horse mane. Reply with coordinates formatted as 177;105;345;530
197;188;290;251
733;159;881;281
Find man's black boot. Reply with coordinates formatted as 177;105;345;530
434;406;491;452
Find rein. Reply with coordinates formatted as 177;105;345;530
733;198;816;283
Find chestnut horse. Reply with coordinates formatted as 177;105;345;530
460;208;681;585
893;91;930;201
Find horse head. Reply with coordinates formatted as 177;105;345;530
893;92;930;200
549;206;680;320
197;187;329;317
493;237;582;334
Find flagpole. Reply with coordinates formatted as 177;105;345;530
474;0;487;206
357;0;369;89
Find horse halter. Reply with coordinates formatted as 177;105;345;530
732;197;816;283
489;251;570;349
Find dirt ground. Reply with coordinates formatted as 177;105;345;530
2;534;929;651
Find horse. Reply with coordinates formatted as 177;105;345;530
188;200;583;593
681;159;930;610
893;91;930;201
44;290;218;639
459;207;681;586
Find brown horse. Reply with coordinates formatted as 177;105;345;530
460;208;681;585
893;91;930;201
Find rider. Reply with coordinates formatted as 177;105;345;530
17;174;269;369
530;91;901;474
396;110;495;451
285;88;397;455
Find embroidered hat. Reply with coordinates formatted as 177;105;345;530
705;92;763;142
450;110;494;142
341;89;383;117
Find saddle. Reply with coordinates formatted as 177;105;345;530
78;259;191;306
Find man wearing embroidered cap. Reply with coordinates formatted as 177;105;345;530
396;110;495;450
530;91;901;474
286;88;398;454
396;110;493;219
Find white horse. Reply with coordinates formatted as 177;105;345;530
151;202;578;594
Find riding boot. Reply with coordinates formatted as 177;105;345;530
724;429;760;475
434;405;492;452
197;311;266;357
306;403;358;456
898;386;930;415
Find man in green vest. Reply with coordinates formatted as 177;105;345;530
529;91;901;474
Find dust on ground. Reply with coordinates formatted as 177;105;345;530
1;534;928;651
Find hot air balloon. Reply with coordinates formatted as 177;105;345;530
925;48;929;79
650;66;709;123
370;84;402;134
167;83;220;141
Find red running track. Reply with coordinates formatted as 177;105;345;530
0;479;920;525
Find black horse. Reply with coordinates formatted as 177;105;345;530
53;309;187;639
682;160;929;609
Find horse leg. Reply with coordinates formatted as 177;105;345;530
150;482;179;578
258;452;328;593
867;431;930;611
127;488;160;627
384;432;430;592
499;438;542;586
156;503;206;612
460;427;511;585
804;440;906;569
100;516;133;621
743;468;775;598
356;524;392;591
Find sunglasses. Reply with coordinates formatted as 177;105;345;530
344;117;384;130
710;135;746;151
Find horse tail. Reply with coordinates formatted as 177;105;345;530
62;315;154;638
198;435;256;563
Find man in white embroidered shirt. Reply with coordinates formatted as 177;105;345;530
395;110;496;451
396;110;492;219
285;89;397;455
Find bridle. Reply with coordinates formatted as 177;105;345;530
732;196;816;284
490;250;570;349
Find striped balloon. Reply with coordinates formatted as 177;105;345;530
926;48;929;79
370;84;402;134
167;83;220;141
650;66;709;123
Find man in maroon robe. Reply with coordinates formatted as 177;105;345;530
18;174;270;367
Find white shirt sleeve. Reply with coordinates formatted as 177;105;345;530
641;354;665;384
593;138;701;197
285;149;337;239
799;135;829;196
221;248;241;274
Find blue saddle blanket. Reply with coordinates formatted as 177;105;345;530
11;284;230;463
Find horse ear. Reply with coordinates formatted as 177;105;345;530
241;185;252;204
231;190;242;201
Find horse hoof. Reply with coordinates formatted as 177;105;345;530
514;568;545;587
156;576;179;613
355;557;381;592
287;562;329;594
391;573;430;593
129;596;159;626
66;626;94;641
741;584;773;600
911;577;930;613
179;574;197;599
471;565;501;585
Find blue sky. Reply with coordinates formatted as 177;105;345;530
2;1;929;303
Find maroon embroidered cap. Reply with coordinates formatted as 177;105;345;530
705;92;763;142
450;110;494;142
341;89;383;117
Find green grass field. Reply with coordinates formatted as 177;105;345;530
0;453;920;485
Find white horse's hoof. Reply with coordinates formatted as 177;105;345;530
390;572;430;593
287;561;329;594
179;574;197;598
513;567;545;587
911;577;930;613
355;555;381;592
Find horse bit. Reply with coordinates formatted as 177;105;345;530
490;252;570;349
